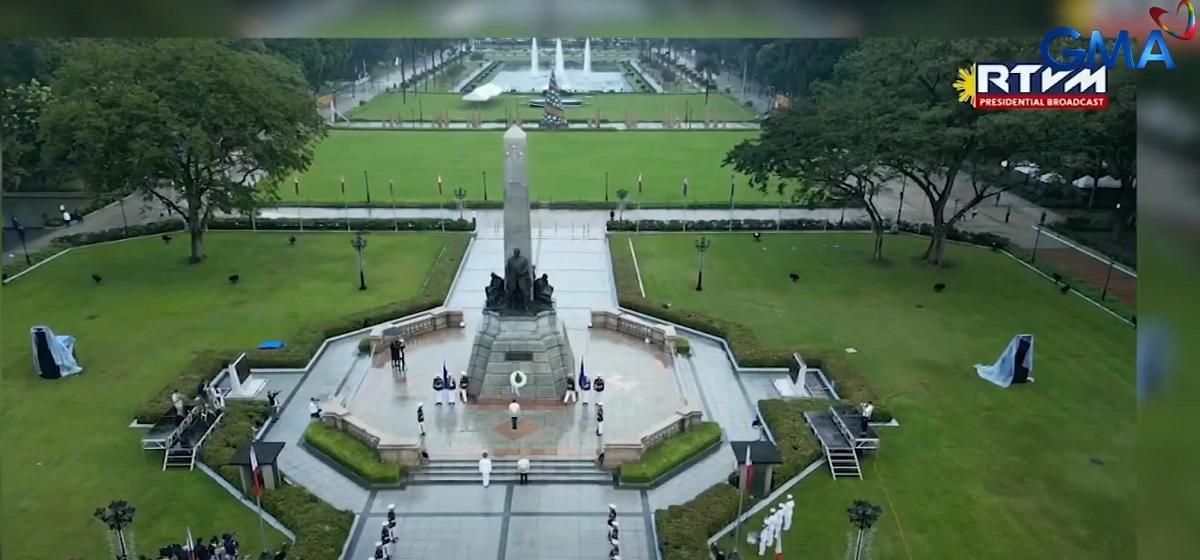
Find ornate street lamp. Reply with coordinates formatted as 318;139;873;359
351;232;368;291
694;236;712;291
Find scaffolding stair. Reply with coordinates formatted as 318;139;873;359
826;447;862;480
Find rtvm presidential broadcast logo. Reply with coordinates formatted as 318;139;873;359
954;0;1196;110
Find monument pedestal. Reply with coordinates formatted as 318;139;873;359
466;310;575;401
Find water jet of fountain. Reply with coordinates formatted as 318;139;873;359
530;37;539;75
554;38;569;90
583;38;592;74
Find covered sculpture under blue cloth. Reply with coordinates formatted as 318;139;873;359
30;325;83;379
975;334;1034;387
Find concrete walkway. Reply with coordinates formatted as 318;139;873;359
2;192;176;266
246;208;771;560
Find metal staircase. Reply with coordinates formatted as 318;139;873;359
826;447;862;479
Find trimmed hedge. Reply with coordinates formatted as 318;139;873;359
199;403;354;560
133;233;470;423
619;421;720;484
673;337;691;356
758;399;826;486
304;422;403;484
609;217;870;233
655;483;742;560
210;217;475;232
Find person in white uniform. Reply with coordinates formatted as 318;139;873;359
478;451;493;487
782;494;795;531
758;508;776;556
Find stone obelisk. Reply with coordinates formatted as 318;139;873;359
502;126;532;267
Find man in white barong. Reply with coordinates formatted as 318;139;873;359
757;508;775;556
479;451;493;487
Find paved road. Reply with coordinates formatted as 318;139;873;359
3;192;177;266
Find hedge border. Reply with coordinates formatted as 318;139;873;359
618;421;722;486
199;402;354;560
269;199;848;210
303;423;405;486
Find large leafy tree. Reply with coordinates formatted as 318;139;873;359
41;39;326;262
820;38;1066;265
727;95;894;261
0;78;52;190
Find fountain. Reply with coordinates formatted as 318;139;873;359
530;37;538;75
583;38;592;74
554;38;569;90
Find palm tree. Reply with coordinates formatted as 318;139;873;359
616;188;630;220
453;187;468;219
95;500;136;560
847;499;882;560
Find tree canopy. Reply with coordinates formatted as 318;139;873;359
41;39;326;262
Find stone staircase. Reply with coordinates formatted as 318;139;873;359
410;458;613;484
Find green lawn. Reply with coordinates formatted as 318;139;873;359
618;233;1135;559
347;92;755;122
292;129;775;206
0;231;457;559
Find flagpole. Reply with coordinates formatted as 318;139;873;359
341;176;350;232
295;177;304;234
256;493;267;554
731;446;750;557
389;179;398;232
729;174;735;232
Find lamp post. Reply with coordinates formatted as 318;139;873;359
694;236;711;291
1030;211;1047;263
351;232;368;291
896;176;906;224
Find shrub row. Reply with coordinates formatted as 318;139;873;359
619;421;721;484
133;233;470;423
758;399;829;485
607;217;870;232
655;483;741;560
199;402;355;560
210;217;475;232
305;422;404;484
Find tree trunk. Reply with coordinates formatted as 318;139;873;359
187;205;206;263
924;223;948;266
872;222;885;261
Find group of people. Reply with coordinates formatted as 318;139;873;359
170;378;225;424
756;495;796;556
154;532;263;560
388;338;407;379
430;371;469;405
475;452;533;487
373;504;398;559
562;371;605;406
607;504;621;559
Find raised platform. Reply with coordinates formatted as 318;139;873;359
466;310;575;400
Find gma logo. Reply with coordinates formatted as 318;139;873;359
1041;27;1175;70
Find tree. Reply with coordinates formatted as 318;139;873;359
94;500;136;560
819;38;1065;265
726;96;893;261
847;499;882;560
695;53;720;104
616;188;630;220
0;78;52;190
41;39;326;262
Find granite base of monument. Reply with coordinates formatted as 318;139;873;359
466;310;575;402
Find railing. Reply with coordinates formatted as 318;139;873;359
590;310;678;354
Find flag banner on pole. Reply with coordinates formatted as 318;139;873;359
294;178;300;196
340;177;346;195
438;175;444;195
741;444;753;495
389;180;395;197
442;360;451;386
682;178;689;197
637;174;643;194
578;358;589;389
730;176;736;200
249;445;263;498
186;527;196;560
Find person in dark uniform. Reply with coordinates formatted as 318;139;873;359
596;402;605;436
267;390;281;418
432;375;445;405
387;503;397;529
397;338;407;372
380;521;394;547
607;504;618;527
416;403;426;436
389;339;402;372
593;375;606;406
580;373;592;406
444;375;456;406
458;372;470;403
563;375;578;404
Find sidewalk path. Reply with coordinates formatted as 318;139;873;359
3;192;175;266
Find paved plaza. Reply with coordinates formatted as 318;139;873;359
252;208;767;558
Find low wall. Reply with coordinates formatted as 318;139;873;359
320;403;424;467
590;309;678;354
603;407;704;466
378;306;464;339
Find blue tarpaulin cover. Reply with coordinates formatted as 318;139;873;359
975;334;1034;388
30;325;83;379
257;340;285;350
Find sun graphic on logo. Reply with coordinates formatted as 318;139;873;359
952;65;977;105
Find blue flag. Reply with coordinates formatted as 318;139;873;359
442;361;451;385
578;358;589;389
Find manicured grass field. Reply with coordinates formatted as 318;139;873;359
291;129;777;205
617;233;1135;559
0;232;459;559
347;92;755;122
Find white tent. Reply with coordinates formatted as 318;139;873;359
462;83;503;103
1071;175;1122;189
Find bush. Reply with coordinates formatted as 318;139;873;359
304;423;403;483
55;220;184;247
356;337;374;355
655;483;741;560
608;217;869;233
619;422;720;484
673;337;691;356
200;402;354;560
758;400;825;485
210;217;474;232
